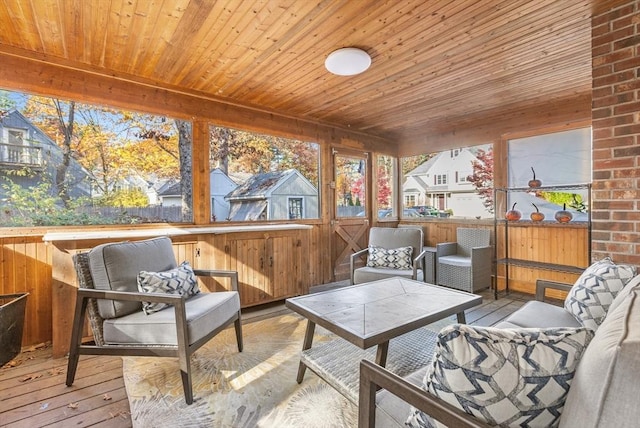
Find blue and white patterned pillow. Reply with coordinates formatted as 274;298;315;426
564;257;636;331
137;261;200;315
406;324;594;428
366;246;413;269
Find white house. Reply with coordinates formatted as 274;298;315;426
403;147;493;219
210;168;239;221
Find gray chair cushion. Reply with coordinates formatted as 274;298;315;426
368;227;423;260
437;255;471;268
88;237;178;319
559;289;640;428
103;291;240;346
501;301;582;329
353;267;424;285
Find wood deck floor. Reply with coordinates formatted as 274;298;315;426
0;287;546;427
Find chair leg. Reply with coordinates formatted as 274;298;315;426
178;349;194;405
234;312;243;352
66;294;89;386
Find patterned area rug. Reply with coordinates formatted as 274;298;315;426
123;312;455;428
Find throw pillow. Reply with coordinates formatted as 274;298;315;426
366;246;413;269
406;324;594;428
564;257;636;331
137;261;200;315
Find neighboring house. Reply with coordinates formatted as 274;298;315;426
157;179;182;207
403;147;492;219
91;173;158;204
0;109;91;202
210;168;238;221
225;169;318;221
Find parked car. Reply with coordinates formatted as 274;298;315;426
411;205;439;217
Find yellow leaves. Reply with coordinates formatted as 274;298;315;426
19;373;42;382
67;402;79;409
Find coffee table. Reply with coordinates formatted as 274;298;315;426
285;277;482;398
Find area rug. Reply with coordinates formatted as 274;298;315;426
123;312;454;428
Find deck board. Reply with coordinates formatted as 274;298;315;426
0;287;541;427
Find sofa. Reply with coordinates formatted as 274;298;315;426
359;258;640;427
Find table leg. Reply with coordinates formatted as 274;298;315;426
375;341;389;367
456;311;467;323
296;319;316;383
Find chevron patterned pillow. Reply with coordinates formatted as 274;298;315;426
366;246;413;269
406;324;594;428
564;257;636;331
137;261;200;315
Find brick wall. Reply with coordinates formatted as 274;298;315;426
591;0;640;266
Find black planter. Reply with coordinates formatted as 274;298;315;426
0;293;29;367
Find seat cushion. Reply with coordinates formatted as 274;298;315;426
407;324;593;428
437;255;471;268
559;289;640;428
89;237;178;319
353;266;423;285
103;291;240;346
367;246;413;269
137;261;200;315
501;301;582;329
564;257;636;331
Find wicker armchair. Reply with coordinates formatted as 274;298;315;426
436;228;491;293
65;237;243;405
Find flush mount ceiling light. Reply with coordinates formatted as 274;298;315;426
325;47;371;76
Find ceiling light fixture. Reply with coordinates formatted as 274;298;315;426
325;47;371;76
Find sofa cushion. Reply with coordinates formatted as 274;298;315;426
88;237;178;319
407;324;593;428
559;289;640;428
367;246;413;269
103;291;240;345
564;258;636;331
137;261;200;315
500;301;582;329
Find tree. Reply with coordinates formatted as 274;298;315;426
468;147;494;213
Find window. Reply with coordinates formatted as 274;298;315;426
0;89;193;227
376;155;396;218
209;125;319;222
402;143;493;219
507;128;591;220
288;197;304;219
435;174;448;185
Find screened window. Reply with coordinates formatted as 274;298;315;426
209;125;319;222
0;89;193;226
376;154;396;219
402;143;493;219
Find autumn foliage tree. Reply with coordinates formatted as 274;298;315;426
468;147;494;213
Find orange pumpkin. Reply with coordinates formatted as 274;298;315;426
555;203;573;223
530;203;545;222
506;202;522;221
528;167;542;188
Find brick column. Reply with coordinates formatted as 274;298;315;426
591;0;640;265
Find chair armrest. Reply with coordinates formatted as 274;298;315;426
350;248;371;285
77;288;186;305
193;269;239;292
359;360;490;428
414;249;427;280
470;246;492;260
436;242;456;257
535;279;573;302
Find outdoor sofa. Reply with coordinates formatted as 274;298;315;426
359;258;640;427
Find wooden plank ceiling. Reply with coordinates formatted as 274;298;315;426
0;0;605;149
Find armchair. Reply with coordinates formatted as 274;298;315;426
65;237;243;405
350;227;426;285
436;228;491;292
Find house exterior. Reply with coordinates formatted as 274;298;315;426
210;168;239;221
157;180;182;207
0;109;91;202
225;169;318;221
403;147;492;219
